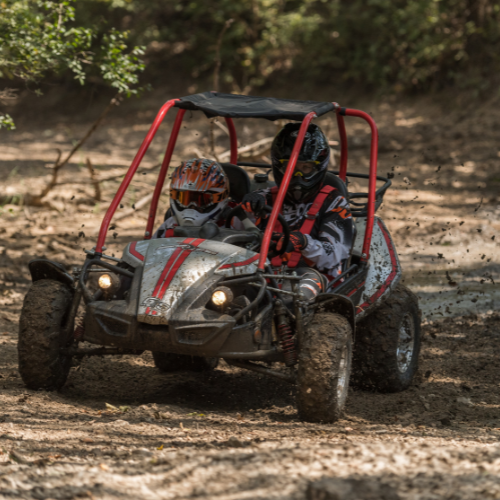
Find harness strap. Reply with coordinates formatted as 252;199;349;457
269;185;336;267
287;185;336;268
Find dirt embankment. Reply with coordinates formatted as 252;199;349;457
0;91;499;499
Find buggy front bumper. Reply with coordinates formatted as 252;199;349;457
82;297;278;360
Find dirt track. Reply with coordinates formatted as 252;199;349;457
1;91;500;499
2;314;500;499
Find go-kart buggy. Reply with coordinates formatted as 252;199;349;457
19;92;421;423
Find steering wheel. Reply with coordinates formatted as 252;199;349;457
225;204;290;258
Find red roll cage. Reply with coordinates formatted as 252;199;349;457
94;98;379;271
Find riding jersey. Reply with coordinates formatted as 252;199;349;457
256;186;353;277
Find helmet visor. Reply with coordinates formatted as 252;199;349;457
170;188;227;210
278;159;321;179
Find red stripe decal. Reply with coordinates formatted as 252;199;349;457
129;242;144;262
156;239;204;299
187;238;204;248
152;247;183;297
219;254;259;270
356;219;398;312
150;237;197;298
151;238;204;302
145;238;205;315
157;249;191;299
347;280;365;297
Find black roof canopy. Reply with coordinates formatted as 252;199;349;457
174;92;335;121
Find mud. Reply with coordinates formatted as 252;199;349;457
353;284;421;393
0;91;500;498
2;313;500;499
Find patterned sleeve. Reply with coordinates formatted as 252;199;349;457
301;193;353;276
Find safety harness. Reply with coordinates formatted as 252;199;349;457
269;184;336;268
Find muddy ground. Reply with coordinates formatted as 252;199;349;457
0;89;499;499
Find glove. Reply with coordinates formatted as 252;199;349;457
273;231;308;254
241;192;266;215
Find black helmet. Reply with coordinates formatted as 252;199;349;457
271;123;330;203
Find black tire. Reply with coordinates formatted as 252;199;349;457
296;312;353;423
18;279;73;390
352;283;421;392
152;352;219;372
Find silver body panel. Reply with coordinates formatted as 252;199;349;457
120;238;258;326
122;240;149;268
353;216;402;319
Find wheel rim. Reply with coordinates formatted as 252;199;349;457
336;342;350;402
397;312;415;373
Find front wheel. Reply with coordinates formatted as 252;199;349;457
352;284;421;392
296;312;353;423
18;279;73;390
152;352;219;372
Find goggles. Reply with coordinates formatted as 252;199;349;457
170;188;227;211
278;159;320;178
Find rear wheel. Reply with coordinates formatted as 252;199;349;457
18;279;73;390
352;284;421;392
152;352;219;372
296;312;353;423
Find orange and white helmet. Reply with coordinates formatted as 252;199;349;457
170;158;229;227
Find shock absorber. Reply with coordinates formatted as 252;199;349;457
274;300;297;367
73;317;85;341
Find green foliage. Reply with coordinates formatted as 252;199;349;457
0;1;92;84
75;0;327;92
99;29;145;96
2;0;500;116
0;113;15;130
74;0;500;94
0;0;146;129
328;0;500;91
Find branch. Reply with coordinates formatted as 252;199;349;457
209;119;219;162
218;137;273;162
24;94;122;207
0;88;18;104
114;191;154;221
55;93;122;173
209;18;234;161
86;158;101;201
23;149;63;208
213;19;234;92
213;119;230;136
54;163;161;186
38;149;63;199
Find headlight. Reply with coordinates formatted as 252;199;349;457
98;273;120;296
98;274;112;289
211;287;234;308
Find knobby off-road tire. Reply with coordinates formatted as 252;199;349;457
352;284;421;392
297;312;353;423
152;352;219;372
18;279;73;390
